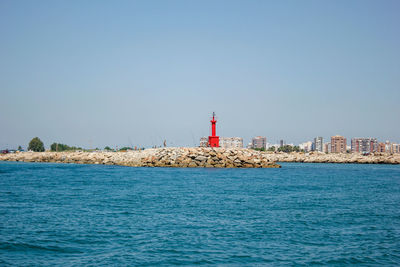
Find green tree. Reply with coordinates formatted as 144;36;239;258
278;145;300;153
277;145;301;153
104;146;112;151
18;146;22;151
50;143;57;151
119;147;132;151
28;137;45;152
50;143;81;152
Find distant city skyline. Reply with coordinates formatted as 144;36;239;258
4;132;399;151
1;1;399;149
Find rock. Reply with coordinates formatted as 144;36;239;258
188;161;197;168
11;148;400;168
195;155;208;162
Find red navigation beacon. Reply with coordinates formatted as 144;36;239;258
208;112;219;147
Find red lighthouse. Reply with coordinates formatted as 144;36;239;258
208;112;219;147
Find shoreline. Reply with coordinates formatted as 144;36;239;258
1;148;400;167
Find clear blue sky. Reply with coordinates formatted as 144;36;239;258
1;0;399;149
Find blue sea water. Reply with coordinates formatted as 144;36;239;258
0;162;400;266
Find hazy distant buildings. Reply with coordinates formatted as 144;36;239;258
385;141;391;153
377;142;386;153
280;140;284;148
299;139;324;153
323;143;331;153
220;137;243;149
351;138;378;154
201;136;243;148
386;142;400;154
314;137;323;152
251;136;267;149
393;143;400;153
199;137;208;147
299;141;313;152
267;143;280;150
381;141;400;154
198;131;399;155
331;135;347;153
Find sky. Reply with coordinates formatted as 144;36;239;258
1;0;399;149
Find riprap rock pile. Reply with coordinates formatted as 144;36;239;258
0;147;281;168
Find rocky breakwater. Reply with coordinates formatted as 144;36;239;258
0;148;281;168
263;152;400;164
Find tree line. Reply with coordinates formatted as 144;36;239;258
50;143;83;152
26;137;137;152
26;137;82;152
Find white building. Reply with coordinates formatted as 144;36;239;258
220;137;243;149
393;144;400;153
299;141;313;152
385;141;391;152
314;137;323;152
346;144;352;152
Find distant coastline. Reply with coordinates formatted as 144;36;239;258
1;148;400;167
269;151;400;164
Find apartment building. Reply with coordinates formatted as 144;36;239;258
351;138;378;154
331;135;347;153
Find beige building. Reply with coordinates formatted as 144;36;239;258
331;135;347;153
220;137;243;149
382;141;400;154
389;143;400;153
377;142;386;153
199;137;208;147
251;136;267;149
323;143;331;153
199;136;243;148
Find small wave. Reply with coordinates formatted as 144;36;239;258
0;241;82;254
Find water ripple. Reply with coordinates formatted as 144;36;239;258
0;162;399;265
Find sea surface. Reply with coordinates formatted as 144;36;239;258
0;162;400;266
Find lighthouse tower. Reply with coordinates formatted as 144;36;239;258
208;112;219;147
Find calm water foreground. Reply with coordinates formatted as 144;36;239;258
0;162;399;266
